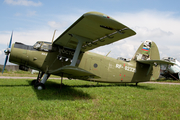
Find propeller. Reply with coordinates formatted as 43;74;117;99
2;31;13;74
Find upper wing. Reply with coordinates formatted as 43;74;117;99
53;11;136;52
137;60;174;65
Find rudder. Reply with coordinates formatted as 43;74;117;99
131;40;160;80
132;40;160;61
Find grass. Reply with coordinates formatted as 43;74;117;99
0;70;60;78
0;79;180;120
154;77;180;83
0;70;37;77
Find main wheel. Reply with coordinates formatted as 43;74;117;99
31;79;39;85
34;83;45;90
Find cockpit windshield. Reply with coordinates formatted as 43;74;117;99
34;42;42;49
162;57;176;63
33;41;52;51
169;57;175;62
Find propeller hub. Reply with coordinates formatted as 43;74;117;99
4;48;11;55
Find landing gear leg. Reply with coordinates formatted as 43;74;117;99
31;71;44;85
37;71;45;83
136;82;138;86
60;73;63;90
34;73;50;90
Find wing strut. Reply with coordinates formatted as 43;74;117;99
70;34;91;66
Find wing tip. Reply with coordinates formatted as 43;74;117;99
83;11;115;20
84;11;104;16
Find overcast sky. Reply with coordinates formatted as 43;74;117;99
1;0;180;65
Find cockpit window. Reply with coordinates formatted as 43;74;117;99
41;43;49;51
33;41;52;51
34;42;42;49
167;57;175;62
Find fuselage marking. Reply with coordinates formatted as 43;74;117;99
116;64;136;73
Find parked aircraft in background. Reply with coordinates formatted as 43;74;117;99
2;12;173;90
160;57;180;80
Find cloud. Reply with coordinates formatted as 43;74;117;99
4;0;42;6
48;21;68;30
134;27;173;40
105;10;180;60
0;50;5;65
0;29;68;46
14;10;37;17
0;50;2;56
92;50;106;56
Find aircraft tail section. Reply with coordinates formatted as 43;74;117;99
131;40;160;80
131;40;160;62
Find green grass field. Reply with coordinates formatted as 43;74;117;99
0;70;60;78
0;78;180;120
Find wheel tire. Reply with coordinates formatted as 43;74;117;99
31;79;40;85
31;80;37;85
34;83;45;90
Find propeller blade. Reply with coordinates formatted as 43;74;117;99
2;55;8;74
2;31;13;74
8;31;13;48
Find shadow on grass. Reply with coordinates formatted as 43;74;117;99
26;80;93;100
0;79;155;101
26;80;154;101
0;84;30;87
68;83;155;90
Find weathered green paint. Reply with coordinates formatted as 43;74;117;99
7;12;168;85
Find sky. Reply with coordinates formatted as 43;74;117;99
1;0;180;65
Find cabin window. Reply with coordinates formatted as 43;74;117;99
168;57;175;62
34;42;42;49
41;43;49;51
33;41;53;51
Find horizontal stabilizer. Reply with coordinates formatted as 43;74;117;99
137;60;174;65
49;66;100;79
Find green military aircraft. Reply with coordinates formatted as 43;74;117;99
2;12;173;90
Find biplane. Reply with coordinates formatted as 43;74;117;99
2;12;173;90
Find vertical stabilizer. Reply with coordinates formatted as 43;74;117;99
131;40;160;80
132;40;160;61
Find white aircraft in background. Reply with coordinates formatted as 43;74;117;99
160;57;180;80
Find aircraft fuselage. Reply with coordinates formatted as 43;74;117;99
9;41;158;83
